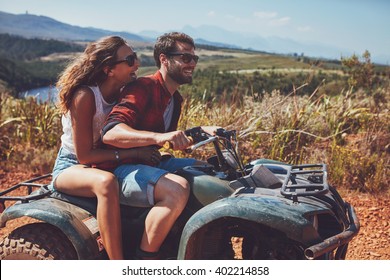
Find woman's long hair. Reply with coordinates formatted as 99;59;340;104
56;36;127;113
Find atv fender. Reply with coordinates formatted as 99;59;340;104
178;195;322;259
0;198;100;259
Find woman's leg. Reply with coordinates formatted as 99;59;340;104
54;165;123;260
139;173;190;253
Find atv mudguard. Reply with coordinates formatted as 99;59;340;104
177;194;324;259
0;197;100;259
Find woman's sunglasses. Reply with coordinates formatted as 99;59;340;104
167;52;199;64
112;52;138;67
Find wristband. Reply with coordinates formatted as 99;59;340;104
114;150;120;161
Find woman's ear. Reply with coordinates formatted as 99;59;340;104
103;65;113;76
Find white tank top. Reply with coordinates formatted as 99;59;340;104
60;86;116;155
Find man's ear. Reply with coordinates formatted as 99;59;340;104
160;53;168;66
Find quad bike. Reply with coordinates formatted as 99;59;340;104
0;127;360;260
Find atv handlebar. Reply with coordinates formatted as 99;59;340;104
183;127;244;175
187;136;218;152
184;126;224;152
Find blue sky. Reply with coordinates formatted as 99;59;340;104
1;0;389;62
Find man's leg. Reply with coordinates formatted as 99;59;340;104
114;163;190;256
139;173;190;253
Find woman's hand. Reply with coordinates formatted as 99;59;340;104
134;146;162;166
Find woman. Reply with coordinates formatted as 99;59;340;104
50;36;157;259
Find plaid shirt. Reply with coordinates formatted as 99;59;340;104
99;71;183;170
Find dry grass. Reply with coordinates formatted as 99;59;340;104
1;81;389;193
178;84;389;193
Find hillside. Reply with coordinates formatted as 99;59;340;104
0;33;84;60
0;11;148;44
0;32;341;95
0;34;84;93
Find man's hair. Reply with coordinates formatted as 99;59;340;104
153;32;195;68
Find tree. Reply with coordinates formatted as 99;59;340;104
341;50;374;91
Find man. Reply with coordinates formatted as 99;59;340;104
102;32;205;259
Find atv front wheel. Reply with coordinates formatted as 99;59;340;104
0;223;78;260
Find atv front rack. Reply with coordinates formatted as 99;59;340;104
281;164;329;201
0;174;52;205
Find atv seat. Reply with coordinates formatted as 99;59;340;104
50;191;98;215
50;189;150;220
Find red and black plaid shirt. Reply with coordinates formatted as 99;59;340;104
99;71;183;170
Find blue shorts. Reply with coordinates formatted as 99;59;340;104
49;147;82;192
114;157;196;207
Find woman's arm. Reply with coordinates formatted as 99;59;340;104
70;88;158;165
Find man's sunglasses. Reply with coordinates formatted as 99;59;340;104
112;52;138;67
166;52;199;64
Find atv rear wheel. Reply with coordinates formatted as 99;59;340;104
0;223;78;260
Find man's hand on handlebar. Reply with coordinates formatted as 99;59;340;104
157;130;193;151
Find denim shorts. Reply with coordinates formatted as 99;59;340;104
114;157;196;207
48;147;81;192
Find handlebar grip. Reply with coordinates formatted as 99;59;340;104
163;136;193;150
163;141;173;149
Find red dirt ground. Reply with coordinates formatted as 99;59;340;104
1;169;389;260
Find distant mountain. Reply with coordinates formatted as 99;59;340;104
139;26;251;51
138;30;240;49
145;24;388;64
140;24;364;61
0;11;148;43
179;25;351;60
1;11;388;64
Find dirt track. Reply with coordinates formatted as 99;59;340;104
1;170;389;260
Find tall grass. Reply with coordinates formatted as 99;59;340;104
1;81;389;193
179;83;389;193
0;92;61;173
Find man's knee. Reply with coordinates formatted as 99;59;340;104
169;175;190;199
155;174;190;205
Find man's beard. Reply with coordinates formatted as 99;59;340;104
167;64;193;85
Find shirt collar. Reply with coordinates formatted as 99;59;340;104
154;70;182;102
